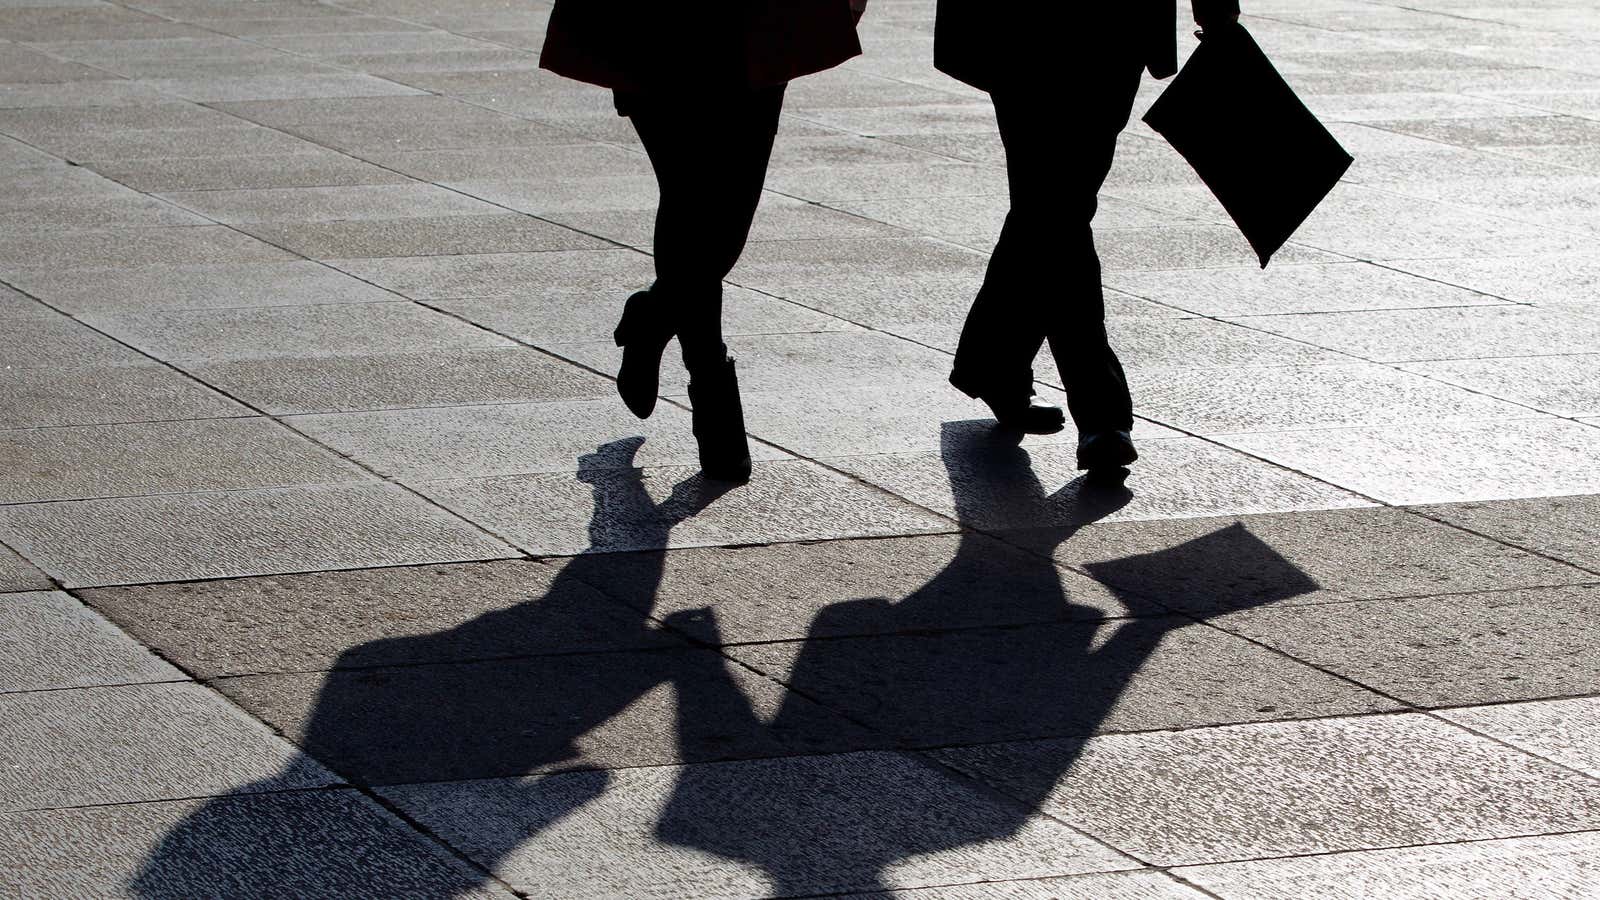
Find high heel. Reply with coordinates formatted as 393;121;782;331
686;355;753;483
948;369;1066;434
613;289;675;419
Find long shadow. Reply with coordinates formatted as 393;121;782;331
131;428;1317;897
653;423;1320;895
128;437;743;897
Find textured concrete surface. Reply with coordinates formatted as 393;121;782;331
5;0;1600;895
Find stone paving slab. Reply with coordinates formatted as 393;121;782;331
859;870;1209;899
732;619;1397;747
1036;505;1591;613
1104;260;1507;316
1215;584;1600;708
85;150;413;192
184;346;614;415
1174;831;1600;900
0;363;247;429
0;790;513;900
220;647;884;784
238;213;607;259
1231;306;1600;363
834;437;1371;531
85;301;514;362
418;458;953;556
1125;362;1537;433
576;533;1142;645
1223;419;1600;505
0;312;152;370
0;483;516;588
1420;494;1600;573
0;418;369;504
1442;697;1600;779
381;752;1135;899
0;590;180;692
4;260;403;315
938;713;1600;866
287;398;792;481
80;558;684;679
0;682;334;812
1400;355;1600;418
0;543;50;593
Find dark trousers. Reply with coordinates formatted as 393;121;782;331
620;85;786;366
951;54;1145;433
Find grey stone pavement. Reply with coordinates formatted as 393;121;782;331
4;0;1600;896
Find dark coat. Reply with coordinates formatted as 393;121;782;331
540;0;862;94
934;0;1237;92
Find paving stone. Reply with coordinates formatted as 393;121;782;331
86;301;513;362
0;418;368;503
1223;419;1600;504
20;126;328;163
0;682;334;811
1175;831;1600;900
1371;114;1600;148
834;435;1370;531
729;237;988;287
276;116;570;153
1105;317;1352;371
858;870;1208;899
1442;697;1600;778
938;713;1600;866
0;103;238;136
419;457;952;556
0;590;180;692
81;557;683;679
137;71;426;102
562;331;957;404
434;283;854;348
331;248;656;300
0;225;293;273
86;152;412;191
1385;252;1600;305
0;7;208;42
1420;494;1600;572
0;791;511;900
1216;584;1600;707
290;399;790;481
1094;225;1344;271
0;312;147;370
158;183;500;224
1289;186;1588;260
593;533;1141;645
241;213;606;258
0;544;50;593
363;143;646;182
0;135;58;168
0;483;516;588
1400;355;1600;417
1126;363;1535;433
6;260;402;315
219;646;882;784
0;45;117;84
185;346;612;414
734;616;1394;747
1068;498;1587;604
383;753;1135;898
765;161;1007;202
545;192;898;247
1104;260;1507;316
444;174;663;215
0;193;206;231
736;381;1167;461
0;363;246;428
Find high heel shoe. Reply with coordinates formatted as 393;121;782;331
948;370;1066;434
686;355;753;483
613;289;675;419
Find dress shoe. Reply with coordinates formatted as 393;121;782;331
1076;429;1137;471
687;355;753;483
949;371;1066;434
613;289;675;419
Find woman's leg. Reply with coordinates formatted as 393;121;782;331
628;85;786;367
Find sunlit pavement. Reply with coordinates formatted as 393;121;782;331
3;1;1600;896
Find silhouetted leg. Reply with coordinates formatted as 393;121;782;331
978;54;1144;434
625;85;785;368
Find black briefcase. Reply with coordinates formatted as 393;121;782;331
1142;23;1353;267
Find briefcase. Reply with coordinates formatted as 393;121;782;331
1142;23;1353;267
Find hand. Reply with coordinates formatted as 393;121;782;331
1193;0;1240;31
850;0;868;25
